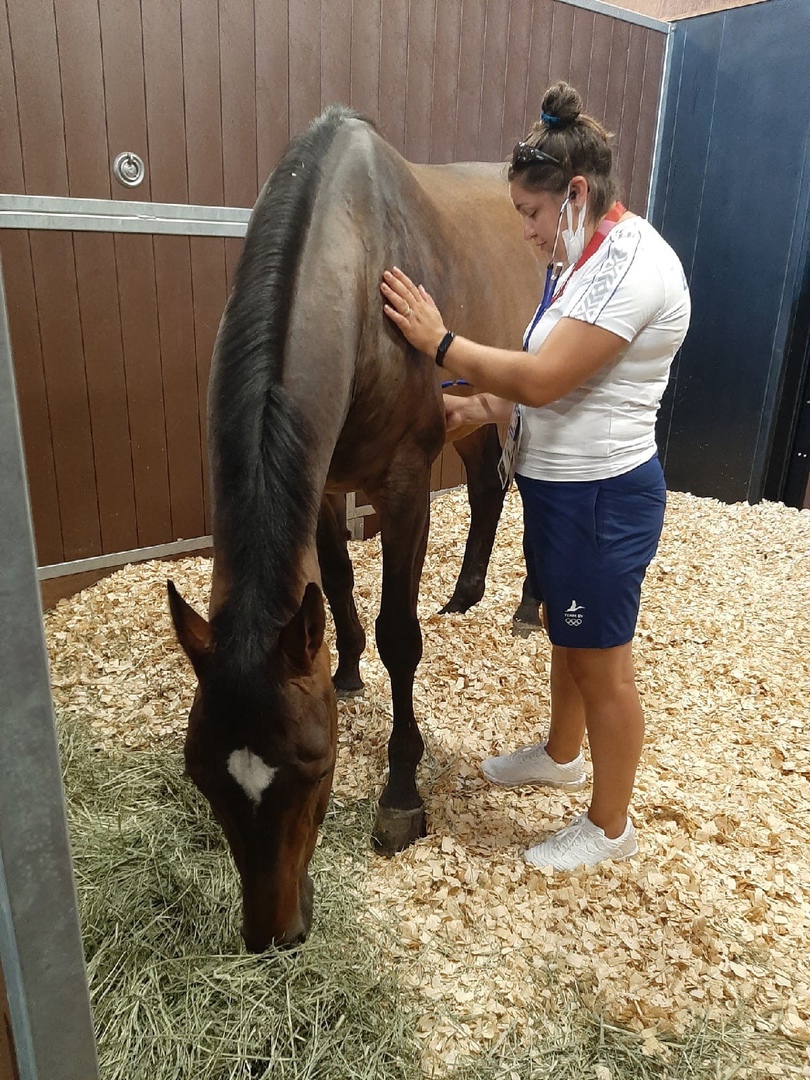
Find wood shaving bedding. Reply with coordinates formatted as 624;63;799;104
45;489;810;1068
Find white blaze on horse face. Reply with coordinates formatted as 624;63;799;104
227;748;278;807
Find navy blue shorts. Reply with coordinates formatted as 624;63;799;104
515;455;666;649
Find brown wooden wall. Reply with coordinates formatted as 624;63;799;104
0;0;666;566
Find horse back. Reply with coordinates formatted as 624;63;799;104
273;117;543;494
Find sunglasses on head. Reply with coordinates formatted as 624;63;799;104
511;142;562;171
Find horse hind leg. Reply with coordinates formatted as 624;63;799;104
316;494;366;697
512;574;543;636
512;528;542;636
440;424;507;614
444;425;543;632
370;468;432;856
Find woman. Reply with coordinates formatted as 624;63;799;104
380;81;690;871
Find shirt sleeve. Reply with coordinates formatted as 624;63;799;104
564;228;665;342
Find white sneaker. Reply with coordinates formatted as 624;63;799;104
524;813;638;870
481;741;586;790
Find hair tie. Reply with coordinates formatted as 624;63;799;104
541;111;563;128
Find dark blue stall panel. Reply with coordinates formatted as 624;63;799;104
650;0;810;502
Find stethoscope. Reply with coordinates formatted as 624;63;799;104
522;190;574;349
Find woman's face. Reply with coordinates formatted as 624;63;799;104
509;179;569;259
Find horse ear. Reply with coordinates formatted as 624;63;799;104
279;583;326;675
167;579;214;678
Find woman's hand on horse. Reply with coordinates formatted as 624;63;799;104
443;394;472;432
381;268;446;355
443;392;513;433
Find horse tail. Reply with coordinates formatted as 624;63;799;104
211;105;363;678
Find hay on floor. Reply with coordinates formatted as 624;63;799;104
45;489;810;1072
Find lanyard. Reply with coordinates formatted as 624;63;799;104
449;202;628;384
522;260;564;349
550;201;627;307
522;201;627;351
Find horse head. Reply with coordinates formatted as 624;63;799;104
167;579;337;951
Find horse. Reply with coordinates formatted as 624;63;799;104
168;105;543;951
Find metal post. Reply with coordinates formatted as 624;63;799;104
0;257;98;1078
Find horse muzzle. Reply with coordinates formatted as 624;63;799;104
241;873;314;953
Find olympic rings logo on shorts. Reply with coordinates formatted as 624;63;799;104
564;600;585;627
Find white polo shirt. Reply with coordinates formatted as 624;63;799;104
516;216;691;482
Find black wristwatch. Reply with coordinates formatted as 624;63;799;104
435;331;456;367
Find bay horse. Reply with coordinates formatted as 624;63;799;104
168;106;542;951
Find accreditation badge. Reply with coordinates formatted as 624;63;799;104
497;405;522;491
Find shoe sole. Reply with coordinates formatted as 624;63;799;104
481;768;587;791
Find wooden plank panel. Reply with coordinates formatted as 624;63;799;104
288;0;322;137
256;0;291;182
189;237;228;532
73;232;138;554
378;0;409;151
351;0;382;121
548;0;575;84
403;0;436;163
0;5;24;193
321;0;352;110
500;0;534;157
1;231;63;565
53;0;111;199
477;0;510;161
182;0;225;207
613;24;648;206
525;0;555;134
142;0;189;204
29;232;101;559
568;9;595;103
98;0;152;201
114;234;172;547
584;12;615;121
6;0;68;196
153;236;205;541
453;0;487;161
629;29;665;211
601;16;630;198
429;0;462;164
220;0;258;208
224;236;244;296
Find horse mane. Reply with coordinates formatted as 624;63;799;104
210;104;365;684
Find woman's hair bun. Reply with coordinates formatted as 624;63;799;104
540;81;583;129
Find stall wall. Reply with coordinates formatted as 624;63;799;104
0;0;666;566
651;0;810;502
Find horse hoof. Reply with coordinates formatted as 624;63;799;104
333;674;365;699
511;617;542;638
371;803;426;856
439;590;483;615
438;598;466;614
334;683;365;700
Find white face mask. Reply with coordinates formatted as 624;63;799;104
561;195;588;264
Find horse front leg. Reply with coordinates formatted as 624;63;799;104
370;468;431;856
440;423;507;613
316;494;366;696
